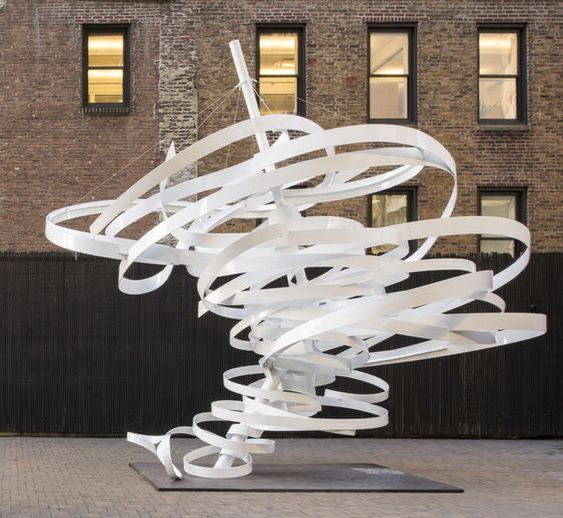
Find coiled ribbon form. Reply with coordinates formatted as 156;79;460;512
45;114;545;478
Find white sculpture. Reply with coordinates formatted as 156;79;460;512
45;41;545;479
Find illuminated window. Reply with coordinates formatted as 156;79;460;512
83;26;129;108
257;27;304;115
478;26;526;123
479;189;526;256
370;188;417;254
369;26;416;123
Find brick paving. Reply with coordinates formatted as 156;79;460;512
0;437;561;517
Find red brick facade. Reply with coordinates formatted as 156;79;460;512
1;0;561;252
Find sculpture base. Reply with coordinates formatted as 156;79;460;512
130;462;463;493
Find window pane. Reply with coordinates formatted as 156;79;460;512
480;239;515;256
88;33;124;67
370;77;407;119
370;32;409;75
259;33;298;76
481;195;517;219
372;194;408;227
479;78;516;119
259;77;297;114
479;32;518;75
481;194;517;238
88;69;123;103
371;193;408;254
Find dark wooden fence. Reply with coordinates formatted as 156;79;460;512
0;252;560;437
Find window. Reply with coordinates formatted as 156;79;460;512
368;25;416;123
370;188;417;254
83;25;130;110
479;188;526;256
478;26;526;123
257;26;305;115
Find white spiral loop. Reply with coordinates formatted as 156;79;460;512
46;114;545;478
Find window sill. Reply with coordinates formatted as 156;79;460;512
477;123;529;132
81;105;130;115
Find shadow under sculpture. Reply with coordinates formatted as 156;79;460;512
45;40;545;480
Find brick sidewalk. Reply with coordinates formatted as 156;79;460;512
0;438;561;517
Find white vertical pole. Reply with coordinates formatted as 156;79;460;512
213;40;282;470
229;40;269;151
228;39;283;205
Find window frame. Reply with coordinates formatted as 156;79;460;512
368;186;418;254
478;187;527;255
367;23;417;125
477;24;527;125
256;24;306;116
82;24;131;112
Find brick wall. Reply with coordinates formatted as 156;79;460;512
1;0;561;252
194;0;562;253
0;0;170;250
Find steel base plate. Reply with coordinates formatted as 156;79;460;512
130;462;463;493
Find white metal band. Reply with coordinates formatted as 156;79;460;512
46;111;545;479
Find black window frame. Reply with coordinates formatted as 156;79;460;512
368;186;418;254
478;187;527;256
256;24;306;116
368;23;417;125
82;24;131;113
477;24;527;125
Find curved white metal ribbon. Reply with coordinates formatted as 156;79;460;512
46;113;545;479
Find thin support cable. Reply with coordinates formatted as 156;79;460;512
224;89;241;169
296;95;358;125
78;84;239;202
